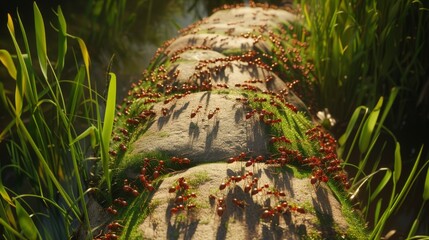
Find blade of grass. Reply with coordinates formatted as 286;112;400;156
70;125;98;149
393;142;402;183
55;6;67;75
14;115;81;219
369;169;392;203
33;2;48;79
424;164;429;201
371;146;424;239
100;72;117;194
66;66;85;120
6;14;26;118
338;106;368;159
15;200;39;240
0;50;17;79
359;97;383;154
0;182;17;232
0;218;24;240
374;198;382;226
350;168;391;200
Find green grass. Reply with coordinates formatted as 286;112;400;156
0;3;116;239
1;1;428;239
337;92;429;238
289;0;429;237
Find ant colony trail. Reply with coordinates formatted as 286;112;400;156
92;2;366;240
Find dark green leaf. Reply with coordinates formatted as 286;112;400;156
15;200;38;240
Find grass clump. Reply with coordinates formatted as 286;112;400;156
0;3;117;239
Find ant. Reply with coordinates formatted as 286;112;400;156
190;105;202;118
171;157;191;165
107;221;124;231
232;198;248;209
161;107;169;116
106;206;117;215
208;107;220;120
113;198;128;207
269;136;291;144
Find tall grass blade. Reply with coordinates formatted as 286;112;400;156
408;163;429;237
0;218;23;240
76;37;90;79
67;67;85;120
393;142;402;183
15;116;80;219
70;125;97;148
0;50;17;79
423;163;429;201
369;169;392;202
374;198;382;225
56;6;67;75
101;72;117;194
359;97;383;154
350;168;390;200
7;14;14;35
0;176;17;232
15;200;38;240
374;87;399;136
371;146;424;239
338;106;368;158
8;51;26;119
0;179;13;206
33;2;48;79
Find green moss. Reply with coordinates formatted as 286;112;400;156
187;170;211;188
157;131;170;138
278;164;311;179
328;181;369;239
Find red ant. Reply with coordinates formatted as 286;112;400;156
103;232;119;240
187;203;196;210
190;105;202;118
253;97;267;102
211;196;226;216
264;118;282;125
106;206;118;215
126;118;140;125
232;198;248;209
119;143;127;152
216;83;229;89
269;136;291;144
161;107;169;116
208;107;220;120
235;97;249;104
107;221;124;231
119;128;129;136
171;157;191;165
113;198;128;207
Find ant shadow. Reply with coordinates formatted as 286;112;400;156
204;120;220;152
199;91;211;108
172;102;190;120
261;212;308;240
188;121;200;143
157;101;189;131
246;119;267;156
211;64;230;83
215;185;262;240
157;103;177;130
240;42;252;52
263;166;295;198
234;106;245;124
165;204;200;240
311;186;336;238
